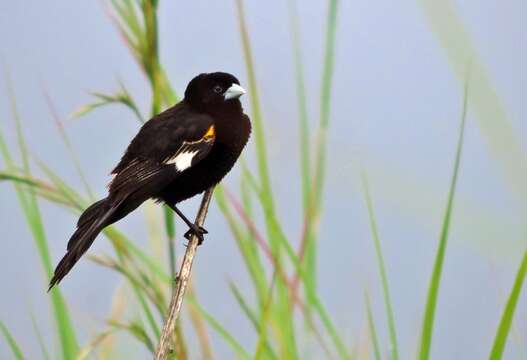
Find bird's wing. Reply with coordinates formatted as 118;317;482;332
112;103;215;174
108;107;216;200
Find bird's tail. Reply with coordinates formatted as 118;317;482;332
48;198;118;290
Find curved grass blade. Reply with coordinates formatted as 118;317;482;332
72;82;145;124
488;249;527;360
418;74;469;360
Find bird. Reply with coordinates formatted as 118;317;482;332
48;72;251;290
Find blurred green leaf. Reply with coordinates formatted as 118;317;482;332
419;73;468;360
0;321;25;360
419;0;527;205
489;249;527;360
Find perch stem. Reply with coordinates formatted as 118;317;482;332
154;187;215;360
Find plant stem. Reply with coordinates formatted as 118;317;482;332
154;187;215;360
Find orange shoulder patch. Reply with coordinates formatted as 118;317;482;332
203;125;215;140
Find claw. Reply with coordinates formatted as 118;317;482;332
184;225;208;245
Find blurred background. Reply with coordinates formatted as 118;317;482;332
0;0;526;359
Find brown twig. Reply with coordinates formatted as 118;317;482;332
154;187;214;360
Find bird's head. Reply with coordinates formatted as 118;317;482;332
184;72;246;113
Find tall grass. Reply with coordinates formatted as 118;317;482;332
0;1;525;359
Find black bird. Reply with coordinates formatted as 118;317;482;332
49;72;251;289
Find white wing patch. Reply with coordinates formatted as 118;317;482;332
166;150;198;171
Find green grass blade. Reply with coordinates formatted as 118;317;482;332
362;174;399;360
235;0;275;215
0;323;24;360
488;249;527;360
418;75;469;360
73;83;145;124
364;293;382;360
0;321;25;360
233;5;302;355
313;0;339;205
305;0;339;297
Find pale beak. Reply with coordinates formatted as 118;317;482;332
224;83;246;100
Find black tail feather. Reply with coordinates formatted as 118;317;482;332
49;198;116;290
76;199;107;229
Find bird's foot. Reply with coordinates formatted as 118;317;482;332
184;224;208;245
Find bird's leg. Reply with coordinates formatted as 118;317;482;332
166;203;208;245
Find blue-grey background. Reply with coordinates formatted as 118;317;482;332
1;0;526;359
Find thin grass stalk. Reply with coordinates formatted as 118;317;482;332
154;188;214;360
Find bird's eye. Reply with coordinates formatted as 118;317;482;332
213;85;223;94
